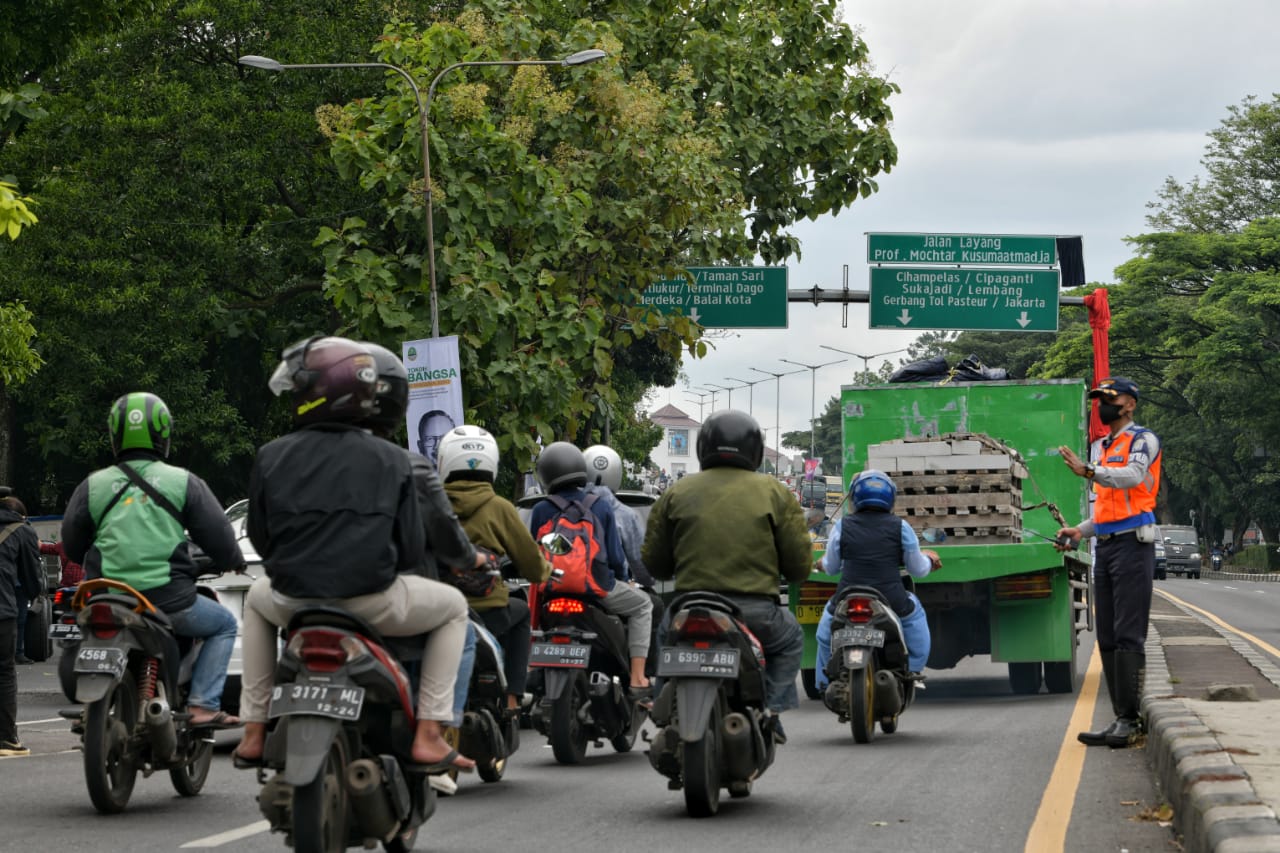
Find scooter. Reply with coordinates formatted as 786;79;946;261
49;584;83;703
250;606;435;853
456;613;519;783
1211;552;1223;572
66;578;220;813
821;585;917;743
646;592;778;818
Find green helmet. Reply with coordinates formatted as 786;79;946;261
108;392;173;458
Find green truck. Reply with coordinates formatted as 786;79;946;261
792;378;1092;697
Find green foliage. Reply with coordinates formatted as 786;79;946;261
0;301;44;386
1233;544;1280;572
0;180;38;240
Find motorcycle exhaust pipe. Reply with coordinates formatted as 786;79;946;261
873;670;904;717
345;758;399;844
144;698;178;763
721;713;756;781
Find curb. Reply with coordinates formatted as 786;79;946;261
1194;571;1280;583
1145;609;1280;852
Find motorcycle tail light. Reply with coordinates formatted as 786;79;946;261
846;597;875;624
671;609;733;640
88;603;121;639
54;589;66;605
287;629;365;673
546;598;586;615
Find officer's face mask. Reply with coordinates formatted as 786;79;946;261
1098;402;1125;424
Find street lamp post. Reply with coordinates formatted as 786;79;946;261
704;382;740;410
684;391;711;422
695;387;722;413
725;376;765;415
819;344;908;378
750;366;805;474
779;357;847;461
238;49;606;338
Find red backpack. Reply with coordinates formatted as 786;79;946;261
536;493;611;599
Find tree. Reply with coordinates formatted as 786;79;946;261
319;2;898;471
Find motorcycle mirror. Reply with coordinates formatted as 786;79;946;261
539;532;573;556
920;527;947;544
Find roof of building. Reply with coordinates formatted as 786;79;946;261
649;404;701;429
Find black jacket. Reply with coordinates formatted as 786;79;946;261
248;424;427;599
408;451;476;580
0;508;44;620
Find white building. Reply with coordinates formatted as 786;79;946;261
647;404;799;479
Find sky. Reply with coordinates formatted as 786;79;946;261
656;0;1280;453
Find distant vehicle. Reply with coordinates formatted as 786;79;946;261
217;499;262;713
1154;540;1167;580
1159;525;1201;579
824;477;844;507
797;477;827;511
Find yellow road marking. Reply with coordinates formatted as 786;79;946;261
1024;644;1101;852
1157;588;1280;659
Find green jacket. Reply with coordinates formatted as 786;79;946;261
644;467;811;597
444;480;551;611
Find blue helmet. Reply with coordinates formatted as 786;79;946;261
852;469;896;511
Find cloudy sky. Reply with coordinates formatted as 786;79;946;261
659;0;1280;452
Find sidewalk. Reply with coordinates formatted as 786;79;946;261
1144;591;1280;852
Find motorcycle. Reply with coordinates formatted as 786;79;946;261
646;592;778;818
821;585;917;743
456;612;519;783
528;536;648;765
250;606;435;853
1212;553;1223;572
65;578;220;813
49;584;83;703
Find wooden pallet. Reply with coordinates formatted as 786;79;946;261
891;472;1020;496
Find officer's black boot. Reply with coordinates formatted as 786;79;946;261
1078;649;1119;746
1105;650;1145;748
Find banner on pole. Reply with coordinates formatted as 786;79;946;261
402;336;464;461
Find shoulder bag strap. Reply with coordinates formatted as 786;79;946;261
0;522;21;549
115;462;185;527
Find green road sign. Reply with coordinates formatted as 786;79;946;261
868;232;1058;266
641;266;788;328
869;267;1060;332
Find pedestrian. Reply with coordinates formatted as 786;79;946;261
1056;376;1161;749
40;540;83;588
1;493;43;756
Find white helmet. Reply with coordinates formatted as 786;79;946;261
436;425;500;482
583;444;623;493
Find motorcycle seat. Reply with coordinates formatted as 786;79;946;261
285;604;428;662
666;590;746;620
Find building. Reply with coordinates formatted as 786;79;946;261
648;404;798;479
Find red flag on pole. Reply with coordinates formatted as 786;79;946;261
1083;287;1111;443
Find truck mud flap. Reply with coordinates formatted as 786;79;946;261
279;717;344;787
675;679;721;743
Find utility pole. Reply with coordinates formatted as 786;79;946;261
779;358;847;461
726;376;766;416
749;366;805;474
684;391;710;422
819;344;908;378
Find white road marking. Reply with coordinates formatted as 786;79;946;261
1224;586;1238;590
16;717;64;726
180;820;271;848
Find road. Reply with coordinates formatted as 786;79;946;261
3;630;1185;853
1156;574;1280;667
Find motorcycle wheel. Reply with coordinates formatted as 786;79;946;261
83;676;139;814
549;675;589;765
478;755;507;783
169;734;214;797
800;668;823;701
849;663;877;744
1008;662;1043;695
682;703;722;818
383;824;418;853
291;735;349;853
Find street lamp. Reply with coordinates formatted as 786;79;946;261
684;391;711;422
819;344;908;377
750;366;805;473
238;49;607;338
704;382;740;410
780;357;847;461
726;376;766;415
695;387;721;413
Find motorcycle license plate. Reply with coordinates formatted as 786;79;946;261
529;642;590;668
656;647;740;678
50;622;81;641
74;646;126;677
268;683;365;720
832;626;885;649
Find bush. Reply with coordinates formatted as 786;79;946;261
1233;544;1280;572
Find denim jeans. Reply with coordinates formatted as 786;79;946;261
451;622;477;727
0;618;16;743
814;591;930;689
167;595;238;712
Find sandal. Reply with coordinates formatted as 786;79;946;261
231;749;265;769
188;710;241;730
629;684;654;709
407;748;476;776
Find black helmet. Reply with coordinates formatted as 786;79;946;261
535;442;588;491
268;336;377;426
697;409;763;471
360;342;409;431
108;392;173;458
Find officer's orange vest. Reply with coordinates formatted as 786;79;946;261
1092;426;1161;534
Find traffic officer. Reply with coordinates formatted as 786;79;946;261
1056;376;1161;748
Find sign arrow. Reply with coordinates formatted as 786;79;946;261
689;307;702;324
1016;311;1031;328
897;309;913;325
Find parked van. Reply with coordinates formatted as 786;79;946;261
1159;525;1202;579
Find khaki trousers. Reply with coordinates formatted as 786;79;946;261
239;574;468;723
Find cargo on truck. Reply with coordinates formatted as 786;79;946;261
791;378;1092;698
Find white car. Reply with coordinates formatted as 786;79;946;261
211;499;261;713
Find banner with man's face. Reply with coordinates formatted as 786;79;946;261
402;336;464;461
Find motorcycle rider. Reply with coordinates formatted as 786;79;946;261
643;410;811;741
437;425;552;716
813;470;941;697
233;336;476;773
61;393;244;728
529;442;654;697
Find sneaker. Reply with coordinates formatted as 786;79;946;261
0;741;31;757
428;774;458;796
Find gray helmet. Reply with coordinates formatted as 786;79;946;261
583;444;623;492
535;442;588;491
